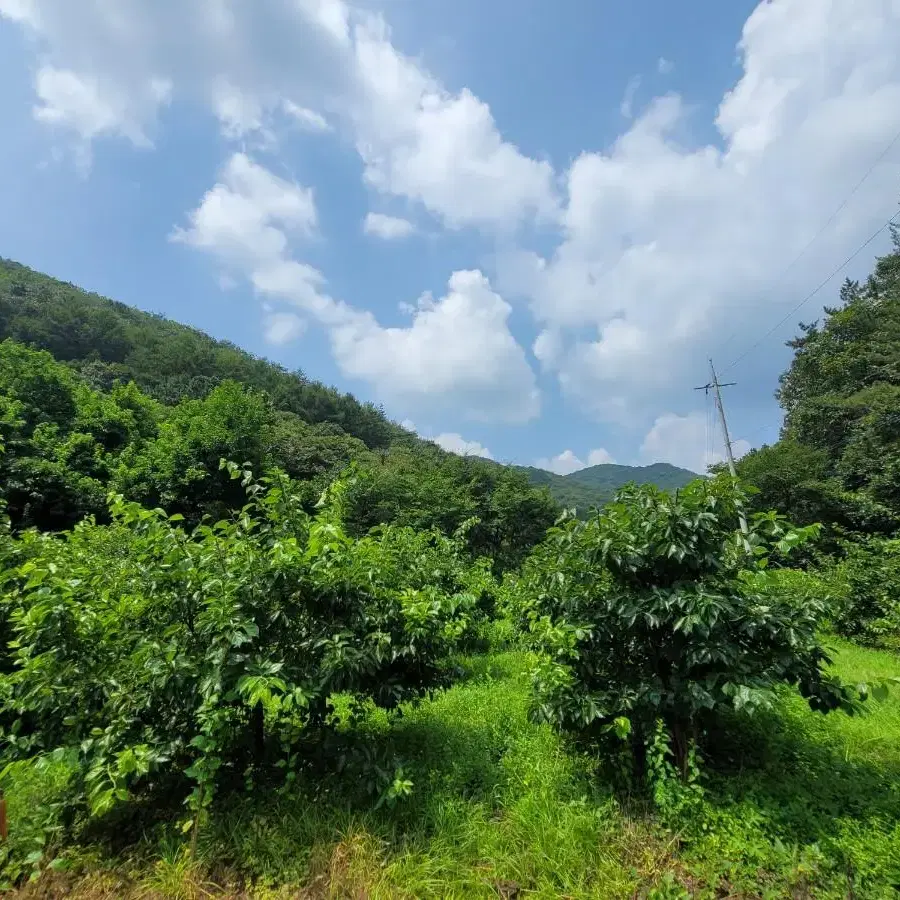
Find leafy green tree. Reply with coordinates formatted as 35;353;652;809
343;449;558;572
510;477;863;773
113;381;274;522
0;341;154;529
0;465;489;826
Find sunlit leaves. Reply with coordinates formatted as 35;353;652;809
0;464;493;823
509;476;858;767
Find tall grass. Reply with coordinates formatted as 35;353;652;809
4;640;900;898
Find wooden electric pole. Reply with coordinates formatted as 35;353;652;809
696;359;749;537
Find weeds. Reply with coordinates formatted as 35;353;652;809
3;640;900;898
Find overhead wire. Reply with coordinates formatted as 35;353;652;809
717;124;900;359
722;210;900;374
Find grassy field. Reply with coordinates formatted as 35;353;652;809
3;636;900;899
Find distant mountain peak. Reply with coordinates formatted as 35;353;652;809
516;460;699;516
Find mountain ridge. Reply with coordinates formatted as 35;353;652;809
513;461;699;512
1;256;699;515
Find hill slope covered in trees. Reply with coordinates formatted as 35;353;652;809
0;257;697;522
519;461;697;512
0;258;567;570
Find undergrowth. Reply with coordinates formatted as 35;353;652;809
3;639;900;899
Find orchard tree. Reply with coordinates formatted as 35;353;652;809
511;476;875;774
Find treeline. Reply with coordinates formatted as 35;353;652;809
0;259;558;571
732;226;900;648
0;259;401;449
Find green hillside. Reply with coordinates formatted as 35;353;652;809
0;257;700;528
0;257;559;571
517;460;699;514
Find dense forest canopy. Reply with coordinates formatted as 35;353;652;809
733;227;900;540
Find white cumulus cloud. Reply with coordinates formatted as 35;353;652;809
326;271;540;423
262;311;306;345
639;412;750;475
363;212;415;240
495;0;900;425
431;432;493;459
536;447;615;475
170;152;317;267
173;155;539;422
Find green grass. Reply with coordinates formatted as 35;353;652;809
4;639;900;898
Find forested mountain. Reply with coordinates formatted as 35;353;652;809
0;257;698;536
0;257;560;570
517;461;698;513
0;258;406;449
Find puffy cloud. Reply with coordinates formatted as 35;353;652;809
496;0;900;423
536;447;615;475
170;153;317;266
639;412;750;475
175;155;539;421
326;271;540;423
32;65;171;155
211;79;267;140
431;432;493;459
363;212;415;239
587;448;616;466
396;423;493;459
262;311;306;345
350;20;558;231
657;57;674;75
1;0;556;232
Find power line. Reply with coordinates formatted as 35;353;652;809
723;210;900;374
718;123;900;358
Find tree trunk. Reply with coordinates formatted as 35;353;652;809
251;700;265;763
670;717;697;778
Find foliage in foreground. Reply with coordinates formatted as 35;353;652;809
0;463;494;838
828;536;900;650
4;642;900;898
506;477;877;770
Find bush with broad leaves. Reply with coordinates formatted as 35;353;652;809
0;461;492;829
507;476;888;774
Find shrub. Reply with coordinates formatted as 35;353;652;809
829;537;900;650
510;477;865;773
0;463;490;834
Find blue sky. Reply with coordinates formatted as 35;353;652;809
1;0;899;474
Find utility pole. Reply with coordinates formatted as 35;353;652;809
696;359;749;537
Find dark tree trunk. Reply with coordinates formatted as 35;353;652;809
251;700;265;762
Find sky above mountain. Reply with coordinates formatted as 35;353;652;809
1;0;899;475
